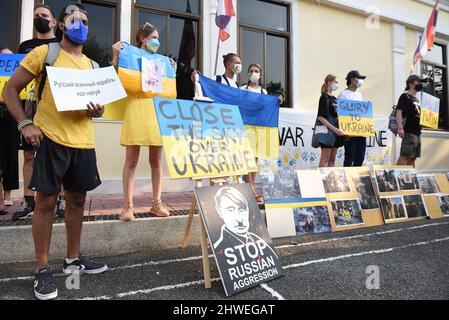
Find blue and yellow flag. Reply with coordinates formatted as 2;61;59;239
199;75;280;159
103;43;177;120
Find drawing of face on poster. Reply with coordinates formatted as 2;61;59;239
195;184;284;296
142;56;163;93
214;187;250;242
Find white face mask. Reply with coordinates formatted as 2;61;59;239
356;79;364;88
232;63;242;74
249;72;260;83
330;83;339;91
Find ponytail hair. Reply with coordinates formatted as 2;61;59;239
222;53;239;68
321;74;337;94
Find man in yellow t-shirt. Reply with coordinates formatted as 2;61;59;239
2;4;107;301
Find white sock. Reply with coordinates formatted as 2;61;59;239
65;257;79;264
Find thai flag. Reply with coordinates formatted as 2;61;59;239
215;0;235;42
413;0;440;66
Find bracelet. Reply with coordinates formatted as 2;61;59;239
17;119;34;133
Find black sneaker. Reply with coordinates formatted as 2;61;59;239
34;266;58;300
63;254;108;275
56;199;66;218
13;201;34;221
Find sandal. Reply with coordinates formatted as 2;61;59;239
150;199;170;217
119;203;135;221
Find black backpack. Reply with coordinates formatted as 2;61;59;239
388;93;414;136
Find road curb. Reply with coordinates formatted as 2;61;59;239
0;215;201;264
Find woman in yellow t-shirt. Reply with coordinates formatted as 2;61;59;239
112;24;170;221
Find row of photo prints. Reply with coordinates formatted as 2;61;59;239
293;194;449;236
261;167;449;238
321;167;447;195
375;169;442;194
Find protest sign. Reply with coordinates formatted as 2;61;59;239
0;54;34;102
420;92;440;129
337;99;375;137
195;184;284;296
264;109;392;171
46;66;127;111
153;97;257;179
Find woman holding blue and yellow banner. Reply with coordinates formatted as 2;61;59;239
111;23;177;221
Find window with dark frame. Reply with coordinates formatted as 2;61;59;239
134;0;201;100
421;43;449;130
0;0;21;52
38;0;119;67
238;0;290;108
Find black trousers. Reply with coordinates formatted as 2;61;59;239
0;105;20;191
343;137;367;167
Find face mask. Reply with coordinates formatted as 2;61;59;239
34;16;51;34
145;38;160;53
415;84;423;92
249;72;260;83
64;20;88;45
331;83;339;91
232;63;242;75
356;79;364;88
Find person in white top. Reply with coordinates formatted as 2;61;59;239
190;53;240;91
240;64;283;203
338;70;367;167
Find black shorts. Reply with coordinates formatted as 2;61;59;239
29;135;101;195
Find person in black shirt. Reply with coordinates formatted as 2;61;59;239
396;74;427;168
14;4;61;220
18;5;58;54
317;74;345;167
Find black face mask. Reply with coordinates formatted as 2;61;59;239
34;16;51;34
415;84;423;92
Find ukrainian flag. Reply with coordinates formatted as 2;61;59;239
103;43;177;120
199;75;280;159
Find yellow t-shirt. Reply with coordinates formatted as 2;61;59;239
20;45;95;149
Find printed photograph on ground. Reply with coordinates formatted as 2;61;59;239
403;194;428;218
353;175;379;210
260;167;301;200
438;195;449;216
417;174;441;195
320;168;351;193
380;196;407;221
293;206;332;236
375;169;399;193
331;199;364;227
396;169;420;191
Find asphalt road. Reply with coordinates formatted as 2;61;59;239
1;217;449;301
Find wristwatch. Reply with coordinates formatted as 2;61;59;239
17;119;34;133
